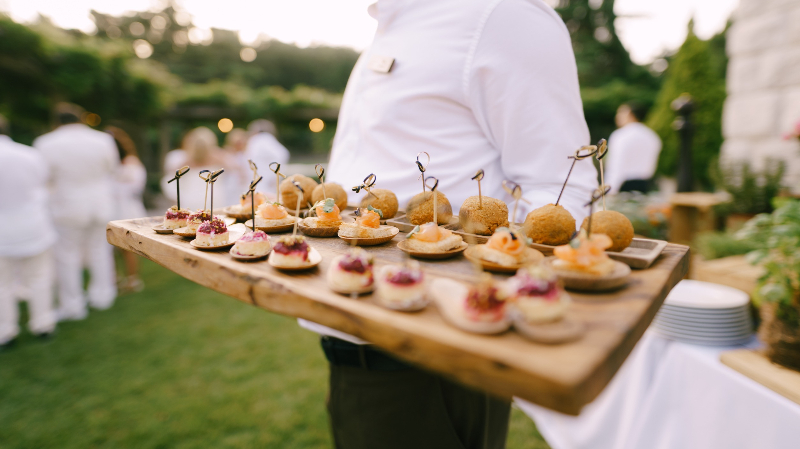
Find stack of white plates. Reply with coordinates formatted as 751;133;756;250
653;280;753;346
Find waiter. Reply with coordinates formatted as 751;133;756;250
34;103;120;320
606;102;662;194
0;115;58;348
301;1;597;448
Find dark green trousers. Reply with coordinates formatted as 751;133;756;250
326;359;511;449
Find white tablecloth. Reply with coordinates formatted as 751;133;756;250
516;331;800;449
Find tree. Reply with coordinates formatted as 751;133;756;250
646;21;726;190
555;0;659;141
0;16;171;144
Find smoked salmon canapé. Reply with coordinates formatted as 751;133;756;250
552;229;615;276
338;206;397;239
303;198;343;228
255;202;296;227
404;222;464;252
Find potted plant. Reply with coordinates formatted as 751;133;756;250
712;159;785;231
737;199;800;371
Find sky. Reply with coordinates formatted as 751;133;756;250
0;0;739;64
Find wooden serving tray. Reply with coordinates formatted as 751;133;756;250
107;216;689;415
721;349;800;406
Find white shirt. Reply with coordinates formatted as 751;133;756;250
327;0;597;221
605;122;662;194
33;124;120;226
0;135;57;257
301;0;598;345
245;133;290;195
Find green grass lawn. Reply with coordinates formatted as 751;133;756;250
0;258;550;449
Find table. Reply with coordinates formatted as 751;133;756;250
107;217;689;415
517;331;800;449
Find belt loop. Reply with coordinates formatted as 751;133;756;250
358;345;369;370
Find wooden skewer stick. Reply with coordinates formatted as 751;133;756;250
425;176;439;225
291;181;305;237
556;145;598;206
199;169;211;211
269;162;286;204
247;176;263;232
595;139;609;211
209;169;224;219
315;164;327;199
472;169;485;209
501;180;531;231
416;152;430;195
167;166;190;210
584;185;610;235
248;160;258;184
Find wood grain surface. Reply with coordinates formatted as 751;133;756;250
107;216;690;415
721;349;800;406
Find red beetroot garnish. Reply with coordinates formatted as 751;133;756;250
166;208;190;220
386;270;422;285
189;211;212;222
516;279;558;298
198;218;227;234
466;285;506;312
338;256;372;274
273;240;309;261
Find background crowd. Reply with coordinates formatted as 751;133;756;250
0;104;289;348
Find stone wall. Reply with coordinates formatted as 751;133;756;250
723;0;800;191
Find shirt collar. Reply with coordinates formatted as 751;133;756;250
367;1;401;30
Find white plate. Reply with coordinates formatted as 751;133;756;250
653;325;753;340
652;331;754;346
653;321;752;337
658;307;750;319
662;303;751;314
664;280;750;309
655;314;752;329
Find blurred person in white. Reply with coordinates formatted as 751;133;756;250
106;126;147;293
34;103;119;320
0;114;58;348
606;102;662;194
162;127;229;211
222;127;251;206
244;119;289;198
313;1;597;448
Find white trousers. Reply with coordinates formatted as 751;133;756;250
55;222;117;319
0;250;57;344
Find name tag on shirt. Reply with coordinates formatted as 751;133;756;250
368;55;395;74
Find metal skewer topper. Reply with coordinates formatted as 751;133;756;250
424;176;440;225
472;169;485;209
416;152;430;195
594;138;609;211
556;145;598;207
199;169;211;211
167;166;190;210
584;185;611;235
502;180;532;230
315;164;327;199
269;162;286;205
352;173;377;199
247;175;263;232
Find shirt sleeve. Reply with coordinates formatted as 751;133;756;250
464;0;597;222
